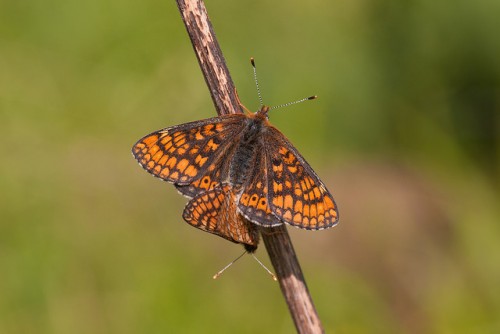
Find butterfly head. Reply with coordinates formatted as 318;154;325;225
256;105;271;118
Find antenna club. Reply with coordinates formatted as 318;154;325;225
308;95;318;100
250;57;256;67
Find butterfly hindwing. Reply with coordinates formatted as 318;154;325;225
183;185;260;248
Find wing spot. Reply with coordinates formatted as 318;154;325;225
310;204;317;217
160;137;172;149
158;155;168;166
143;135;159;146
177;159;189;173
202;124;214;136
195;155;208;167
284;195;294;209
241;194;250;205
151;151;163;163
205;139;219;152
163;141;173;151
294;201;303;213
200;177;211;189
303;216;309;226
149;145;160;157
160;168;170;178
166;157;177;168
303;204;310;216
184;165;198;177
174;137;186;147
273;196;284;208
273;182;283;193
317;202;324;215
283;151;296;165
324;196;334;208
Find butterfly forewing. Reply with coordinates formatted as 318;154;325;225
132;114;246;186
264;126;339;230
175;137;237;198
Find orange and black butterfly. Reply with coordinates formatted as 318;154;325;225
132;62;339;252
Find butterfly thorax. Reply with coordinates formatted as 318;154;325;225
229;114;267;192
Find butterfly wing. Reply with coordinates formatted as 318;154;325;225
264;126;339;230
174;139;236;198
236;144;282;227
132;114;245;188
183;185;260;251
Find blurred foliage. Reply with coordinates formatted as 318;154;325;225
1;0;499;333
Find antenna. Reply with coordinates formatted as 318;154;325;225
270;95;317;111
250;57;264;108
250;57;317;112
212;250;277;281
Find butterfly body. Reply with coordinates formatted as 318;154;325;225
132;106;338;251
228;108;269;191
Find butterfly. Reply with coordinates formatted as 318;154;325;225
132;103;339;252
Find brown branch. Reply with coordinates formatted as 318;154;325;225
175;1;325;333
176;0;241;116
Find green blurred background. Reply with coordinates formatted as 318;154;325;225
1;0;499;333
